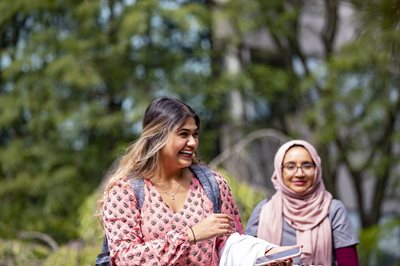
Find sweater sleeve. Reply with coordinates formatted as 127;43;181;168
335;245;359;266
330;199;359;249
212;172;244;257
102;179;191;265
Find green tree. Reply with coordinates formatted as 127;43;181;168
0;0;215;243
217;0;400;229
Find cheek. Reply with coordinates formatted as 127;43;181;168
307;174;315;186
176;138;188;148
310;174;315;181
282;173;291;186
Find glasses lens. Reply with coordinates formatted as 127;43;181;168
301;163;315;171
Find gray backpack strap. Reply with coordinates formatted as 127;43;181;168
190;164;221;213
131;178;145;208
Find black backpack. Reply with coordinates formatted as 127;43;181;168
95;164;222;266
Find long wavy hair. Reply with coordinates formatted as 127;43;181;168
99;97;200;213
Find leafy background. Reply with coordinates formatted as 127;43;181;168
0;0;399;265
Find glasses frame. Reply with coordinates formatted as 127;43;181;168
281;162;316;174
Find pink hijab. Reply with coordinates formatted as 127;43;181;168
257;140;333;265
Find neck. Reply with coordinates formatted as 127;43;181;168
155;168;186;182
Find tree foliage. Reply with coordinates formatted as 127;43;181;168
0;0;217;243
219;0;400;229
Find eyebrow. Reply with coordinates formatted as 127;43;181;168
177;127;199;132
283;160;314;164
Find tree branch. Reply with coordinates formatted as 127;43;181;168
321;0;339;58
18;231;59;251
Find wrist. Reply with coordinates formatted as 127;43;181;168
188;227;197;244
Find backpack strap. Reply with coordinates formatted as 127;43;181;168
190;164;221;213
131;178;145;208
95;236;111;266
100;236;109;253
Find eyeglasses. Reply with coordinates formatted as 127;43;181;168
282;162;315;174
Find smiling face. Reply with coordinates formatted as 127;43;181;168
282;146;316;194
159;117;199;171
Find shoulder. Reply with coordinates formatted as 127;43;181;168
102;177;139;220
329;199;356;232
210;170;236;194
211;170;227;183
250;198;269;219
190;164;226;185
330;198;346;209
329;199;349;219
111;177;132;190
244;198;269;236
105;177;136;202
248;198;268;217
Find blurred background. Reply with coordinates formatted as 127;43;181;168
0;0;399;265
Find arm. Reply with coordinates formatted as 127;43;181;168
102;179;191;265
330;200;360;265
212;172;244;255
335;245;359;266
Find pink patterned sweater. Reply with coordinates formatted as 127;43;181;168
102;171;243;266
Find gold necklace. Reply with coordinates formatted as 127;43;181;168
163;182;182;200
160;171;184;201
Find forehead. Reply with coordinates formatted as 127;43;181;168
282;146;312;163
176;117;198;130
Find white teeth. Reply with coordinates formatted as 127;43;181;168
181;151;192;155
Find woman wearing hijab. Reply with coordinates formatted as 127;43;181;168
245;140;359;266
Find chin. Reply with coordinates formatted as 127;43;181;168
290;187;308;194
179;160;193;168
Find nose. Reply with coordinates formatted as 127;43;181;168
294;167;305;175
187;135;198;147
